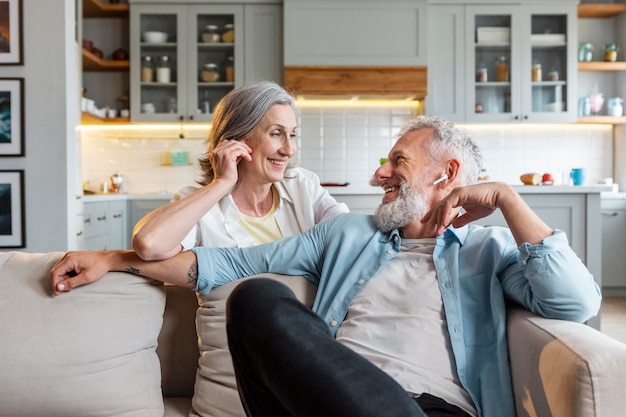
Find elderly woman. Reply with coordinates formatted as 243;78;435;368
131;80;348;260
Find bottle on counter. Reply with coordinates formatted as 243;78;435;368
156;56;171;83
495;56;509;82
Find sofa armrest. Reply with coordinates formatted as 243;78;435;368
507;304;626;417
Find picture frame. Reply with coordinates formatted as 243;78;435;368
0;170;25;248
0;0;23;65
0;78;24;156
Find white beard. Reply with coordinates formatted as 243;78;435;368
373;181;428;233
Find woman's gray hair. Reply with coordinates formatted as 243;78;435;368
198;81;299;185
397;115;482;186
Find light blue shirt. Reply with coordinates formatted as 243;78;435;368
192;213;601;417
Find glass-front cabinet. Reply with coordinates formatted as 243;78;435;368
130;5;243;122
465;5;577;123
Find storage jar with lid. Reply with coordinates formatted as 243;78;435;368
202;25;221;43
225;56;234;82
531;63;542;82
476;64;487;83
495;56;509;82
156;55;171;83
222;23;234;43
201;63;221;82
141;56;154;82
578;42;593;62
604;43;618;62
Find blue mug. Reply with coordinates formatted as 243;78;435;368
570;168;586;186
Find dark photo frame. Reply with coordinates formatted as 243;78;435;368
0;0;23;65
0;170;25;248
0;78;24;156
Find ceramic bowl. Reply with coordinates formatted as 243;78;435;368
143;31;168;44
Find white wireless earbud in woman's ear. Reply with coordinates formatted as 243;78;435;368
432;173;449;185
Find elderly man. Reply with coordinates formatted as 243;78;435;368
51;115;601;417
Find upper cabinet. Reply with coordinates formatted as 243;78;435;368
428;1;578;123
129;2;283;123
466;5;577;123
284;0;427;66
130;4;244;123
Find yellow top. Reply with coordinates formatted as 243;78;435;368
238;187;282;245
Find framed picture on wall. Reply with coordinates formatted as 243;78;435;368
0;170;25;248
0;0;23;65
0;78;24;156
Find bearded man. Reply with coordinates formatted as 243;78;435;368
51;115;601;417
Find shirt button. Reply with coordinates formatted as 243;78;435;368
387;249;394;255
357;279;365;285
393;235;399;242
330;320;338;327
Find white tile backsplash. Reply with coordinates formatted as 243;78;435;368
80;107;615;195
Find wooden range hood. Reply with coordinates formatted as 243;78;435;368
283;66;427;99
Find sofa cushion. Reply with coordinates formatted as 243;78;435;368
190;274;316;417
0;251;166;417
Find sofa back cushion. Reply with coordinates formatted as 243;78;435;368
190;274;316;417
0;251;166;417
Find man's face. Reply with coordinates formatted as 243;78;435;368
372;129;444;232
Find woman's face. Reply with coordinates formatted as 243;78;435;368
239;104;297;185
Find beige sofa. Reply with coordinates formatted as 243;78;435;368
1;250;626;417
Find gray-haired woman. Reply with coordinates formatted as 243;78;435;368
132;81;348;260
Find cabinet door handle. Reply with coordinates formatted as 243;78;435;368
188;115;194;121
602;211;619;217
97;215;107;221
84;218;91;224
76;231;83;237
113;214;122;218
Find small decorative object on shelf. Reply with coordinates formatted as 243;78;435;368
495;56;509;82
604;43;618;62
578;42;593;62
532;62;542;82
202;25;221;43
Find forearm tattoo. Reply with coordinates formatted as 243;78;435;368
126;266;141;275
187;261;198;286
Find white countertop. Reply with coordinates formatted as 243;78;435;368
324;183;613;195
82;191;173;202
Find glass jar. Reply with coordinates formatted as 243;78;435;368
495;56;509;82
202;25;221;43
531;63;542;82
476;64;488;83
156;55;171;83
141;56;154;83
222;23;234;43
578;42;593;62
225;56;234;82
201;63;221;82
604;43;618;62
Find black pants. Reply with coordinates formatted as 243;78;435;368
226;278;471;417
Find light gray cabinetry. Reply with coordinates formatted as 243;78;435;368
284;0;427;66
243;4;283;84
129;198;171;237
84;200;129;250
427;2;578;123
130;4;244;122
601;198;626;291
427;5;466;122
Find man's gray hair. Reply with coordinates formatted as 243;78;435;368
398;115;482;186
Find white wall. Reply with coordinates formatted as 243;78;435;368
1;0;80;252
81;105;614;195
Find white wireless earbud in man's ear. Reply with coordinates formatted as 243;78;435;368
432;173;449;185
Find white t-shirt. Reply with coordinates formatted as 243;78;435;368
175;167;349;249
336;238;477;416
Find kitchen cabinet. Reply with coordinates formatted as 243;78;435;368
129;198;171;237
81;0;130;123
465;4;577;123
84;200;129;250
577;2;626;125
130;4;244;122
601;198;626;292
428;1;578;123
284;0;427;66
